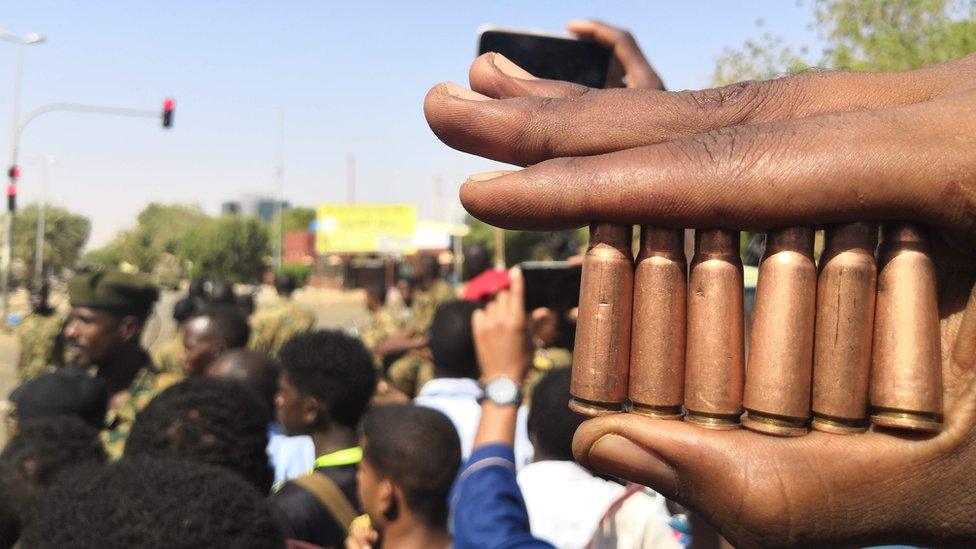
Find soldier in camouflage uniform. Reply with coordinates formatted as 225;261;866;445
16;283;70;382
409;256;457;334
358;283;406;352
63;269;179;459
385;349;435;398
248;273;316;357
522;307;573;404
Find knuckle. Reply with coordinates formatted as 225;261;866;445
678;80;772;125
512;96;563;164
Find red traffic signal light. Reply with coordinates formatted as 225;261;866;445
162;98;175;129
7;166;20;180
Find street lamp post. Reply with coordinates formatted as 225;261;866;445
0;29;44;322
32;155;55;280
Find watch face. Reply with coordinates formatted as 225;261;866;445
487;378;519;404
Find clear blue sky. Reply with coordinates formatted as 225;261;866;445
0;1;821;247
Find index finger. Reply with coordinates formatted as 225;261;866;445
458;97;975;238
508;268;525;319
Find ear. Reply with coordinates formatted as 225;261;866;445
118;316;143;343
381;480;399;522
212;339;229;358
302;396;327;427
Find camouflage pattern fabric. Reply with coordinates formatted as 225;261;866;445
151;334;185;377
248;300;316;357
16;308;69;382
101;361;181;460
359;307;407;352
523;347;573;405
410;280;456;334
385;349;435;398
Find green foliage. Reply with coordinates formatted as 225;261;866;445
84;203;206;273
712;21;810;85
180;215;270;283
463;215;585;266
127;203;207;272
278;207;316;234
815;0;976;70
712;0;976;85
12;203;91;274
279;263;313;287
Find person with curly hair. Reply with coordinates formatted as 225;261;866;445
124;377;273;493
1;416;107;491
19;456;282;548
270;330;377;548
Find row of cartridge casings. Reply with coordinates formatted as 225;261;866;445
569;222;942;436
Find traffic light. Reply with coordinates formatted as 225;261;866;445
162;98;175;129
7;166;19;212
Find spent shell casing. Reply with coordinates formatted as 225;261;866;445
683;229;745;429
870;223;943;433
743;226;817;437
629;226;686;419
570;223;634;417
811;223;878;434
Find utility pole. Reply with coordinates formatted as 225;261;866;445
33;155;55;280
434;175;443;221
347;155;355;204
274;112;284;273
0;100;175;324
0;29;44;323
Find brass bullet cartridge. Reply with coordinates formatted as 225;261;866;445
683;229;745;429
743;226;817;437
870;223;943;433
629;226;686;419
570;223;634;417
811;223;878;434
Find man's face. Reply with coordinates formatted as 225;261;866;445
275;370;309;435
64;307;124;368
396;280;413;305
180;316;221;377
356;444;389;532
28;290;45;311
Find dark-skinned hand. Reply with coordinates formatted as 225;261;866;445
424;19;976;548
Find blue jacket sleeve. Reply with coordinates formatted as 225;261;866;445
450;443;554;549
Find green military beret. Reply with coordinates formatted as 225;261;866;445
68;269;159;317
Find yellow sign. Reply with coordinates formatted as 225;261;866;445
316;204;418;254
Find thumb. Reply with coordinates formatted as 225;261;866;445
572;414;736;503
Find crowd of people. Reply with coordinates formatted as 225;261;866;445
1;253;684;548
1;15;975;549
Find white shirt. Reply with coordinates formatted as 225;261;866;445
517;460;680;549
414;377;534;468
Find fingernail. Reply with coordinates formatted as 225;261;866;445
586;434;679;497
489;53;536;80
467;170;514;182
442;82;489;101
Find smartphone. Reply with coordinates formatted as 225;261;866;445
519;261;582;313
477;25;612;88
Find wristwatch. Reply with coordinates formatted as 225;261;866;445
479;377;523;407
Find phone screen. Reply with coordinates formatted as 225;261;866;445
478;29;611;88
520;261;582;313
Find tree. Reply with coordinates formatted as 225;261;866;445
463;215;585;266
13;203;91;275
712;21;809;85
124;203;207;272
712;0;976;85
180;215;270;283
279;207;316;234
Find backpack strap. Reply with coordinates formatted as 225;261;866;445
292;472;358;531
